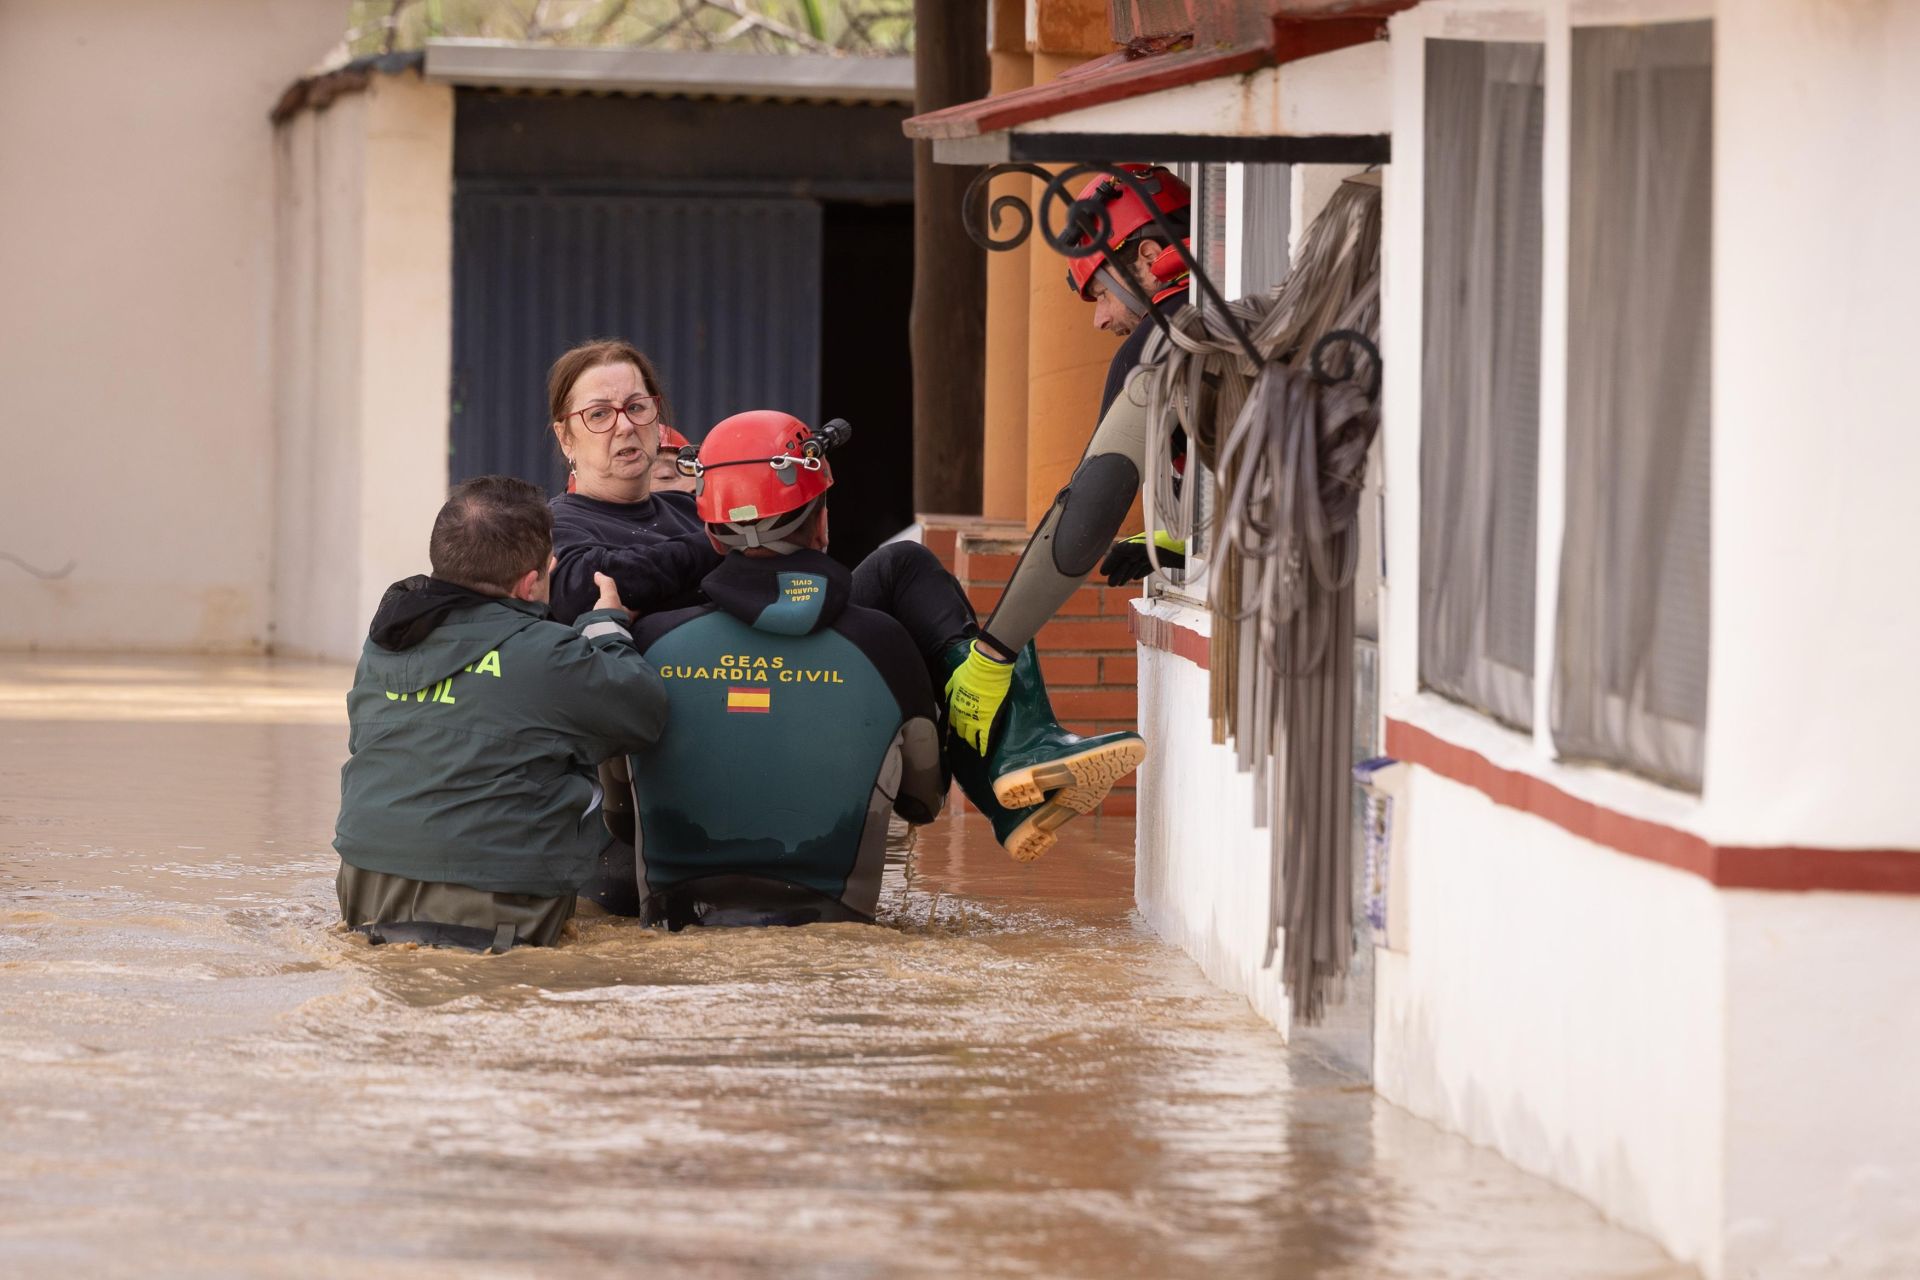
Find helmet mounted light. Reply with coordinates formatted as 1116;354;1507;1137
691;413;853;554
677;417;851;481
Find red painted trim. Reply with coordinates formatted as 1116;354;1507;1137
1385;718;1920;896
1129;604;1211;670
1114;1;1415;47
904;11;1399;142
1131;608;1920;894
1268;14;1402;65
907;42;1274;140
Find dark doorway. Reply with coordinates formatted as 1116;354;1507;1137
817;201;916;567
451;191;823;491
446;89;915;512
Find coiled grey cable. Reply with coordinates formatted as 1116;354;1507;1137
1133;178;1382;1023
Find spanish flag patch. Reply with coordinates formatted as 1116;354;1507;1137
726;686;772;714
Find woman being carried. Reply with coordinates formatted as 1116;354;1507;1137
545;338;718;626
543;339;1143;875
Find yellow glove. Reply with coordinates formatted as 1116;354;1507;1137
945;640;1014;755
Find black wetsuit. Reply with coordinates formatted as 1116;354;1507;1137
1100;308;1163;418
622;550;946;927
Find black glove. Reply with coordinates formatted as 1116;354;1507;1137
1099;533;1186;586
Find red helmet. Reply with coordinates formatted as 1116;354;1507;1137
1063;163;1192;300
657;424;691;452
693;410;833;551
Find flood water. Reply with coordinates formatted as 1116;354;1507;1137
0;656;1692;1278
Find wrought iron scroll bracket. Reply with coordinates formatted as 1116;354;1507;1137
963;161;1266;369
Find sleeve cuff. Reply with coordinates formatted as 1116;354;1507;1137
577;609;633;644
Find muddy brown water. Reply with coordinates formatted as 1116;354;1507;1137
0;656;1692;1278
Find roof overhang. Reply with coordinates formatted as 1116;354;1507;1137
905;9;1407;165
424;40;914;105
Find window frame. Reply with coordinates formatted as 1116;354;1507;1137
1415;37;1548;734
1385;0;1716;802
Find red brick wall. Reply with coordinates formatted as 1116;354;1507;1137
920;515;1139;818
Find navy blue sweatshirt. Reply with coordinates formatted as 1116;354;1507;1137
548;491;721;626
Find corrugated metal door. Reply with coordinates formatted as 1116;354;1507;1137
451;191;822;490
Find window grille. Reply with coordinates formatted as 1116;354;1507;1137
1417;40;1546;731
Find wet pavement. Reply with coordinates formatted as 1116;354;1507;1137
0;655;1693;1278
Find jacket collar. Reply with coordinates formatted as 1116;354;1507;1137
368;575;546;652
700;550;850;637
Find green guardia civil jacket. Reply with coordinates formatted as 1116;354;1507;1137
333;575;667;897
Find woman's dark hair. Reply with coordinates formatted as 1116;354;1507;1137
429;475;554;593
546;338;673;429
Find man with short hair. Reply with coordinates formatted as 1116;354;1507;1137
333;475;667;951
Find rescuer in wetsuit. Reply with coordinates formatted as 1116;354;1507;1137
612;411;1147;925
944;164;1193;769
621;410;946;926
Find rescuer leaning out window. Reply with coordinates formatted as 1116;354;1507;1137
945;164;1195;752
332;476;667;952
597;410;1148;928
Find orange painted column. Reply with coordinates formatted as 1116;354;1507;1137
1023;61;1119;527
1020;0;1126;525
979;1;1032;521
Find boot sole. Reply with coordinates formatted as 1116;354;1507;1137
1003;798;1078;863
993;739;1147;814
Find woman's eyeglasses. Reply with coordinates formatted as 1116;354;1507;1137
568;397;660;433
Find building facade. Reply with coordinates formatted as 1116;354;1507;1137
270;44;919;661
0;0;348;653
911;2;1920;1276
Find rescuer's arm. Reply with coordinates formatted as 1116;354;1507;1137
894;715;946;824
549;533;720;626
980;366;1152;653
544;574;670;760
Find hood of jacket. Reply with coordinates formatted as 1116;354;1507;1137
360;575;548;694
700;549;850;637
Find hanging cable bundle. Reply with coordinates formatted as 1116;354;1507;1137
1136;177;1383;1023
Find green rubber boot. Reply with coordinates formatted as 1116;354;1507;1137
941;641;1075;862
989;643;1146;815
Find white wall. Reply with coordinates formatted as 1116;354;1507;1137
0;0;346;652
273;93;367;661
1134;602;1294;1034
1374;4;1920;1278
272;73;453;661
1373;767;1728;1272
1704;0;1920;850
1720;890;1920;1279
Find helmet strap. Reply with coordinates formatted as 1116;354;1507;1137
1096;261;1150;317
712;498;820;555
